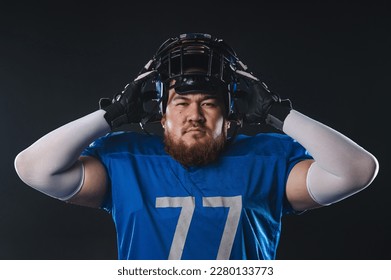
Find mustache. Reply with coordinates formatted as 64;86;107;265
181;122;207;134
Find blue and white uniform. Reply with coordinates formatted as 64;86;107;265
82;131;312;260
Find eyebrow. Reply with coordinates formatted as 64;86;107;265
172;95;218;102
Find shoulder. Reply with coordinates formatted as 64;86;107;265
234;132;295;144
86;131;165;155
101;131;162;144
228;133;306;156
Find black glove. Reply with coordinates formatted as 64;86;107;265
234;70;292;130
99;70;158;129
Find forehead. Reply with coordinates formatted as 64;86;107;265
167;90;222;104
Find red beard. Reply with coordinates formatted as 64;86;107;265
163;131;226;167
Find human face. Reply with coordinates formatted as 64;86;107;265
161;88;229;148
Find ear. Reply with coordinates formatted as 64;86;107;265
161;115;166;129
226;120;231;130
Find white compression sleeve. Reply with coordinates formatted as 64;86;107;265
282;110;379;205
14;110;111;200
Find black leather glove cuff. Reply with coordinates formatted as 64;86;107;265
265;99;292;130
102;102;127;129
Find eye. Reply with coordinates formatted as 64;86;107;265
202;101;218;108
176;102;188;107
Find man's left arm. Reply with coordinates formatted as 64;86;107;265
234;70;379;211
283;110;378;211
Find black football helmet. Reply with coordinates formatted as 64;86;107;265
136;33;257;125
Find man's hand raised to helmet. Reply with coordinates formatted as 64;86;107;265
99;70;158;130
234;70;292;130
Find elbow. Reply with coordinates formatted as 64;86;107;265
344;151;379;193
14;149;49;188
14;149;36;187
357;152;379;189
306;151;379;206
15;149;85;200
15;150;28;182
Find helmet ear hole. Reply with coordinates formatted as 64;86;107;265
228;81;237;116
139;77;165;124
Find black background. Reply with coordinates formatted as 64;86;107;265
1;0;389;259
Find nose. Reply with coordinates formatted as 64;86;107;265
187;102;205;123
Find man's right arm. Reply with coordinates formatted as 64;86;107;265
14;110;111;207
14;69;158;208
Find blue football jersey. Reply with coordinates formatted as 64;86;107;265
82;131;312;260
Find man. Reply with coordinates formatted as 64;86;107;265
14;33;379;260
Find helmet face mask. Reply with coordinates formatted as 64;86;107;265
140;33;248;123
